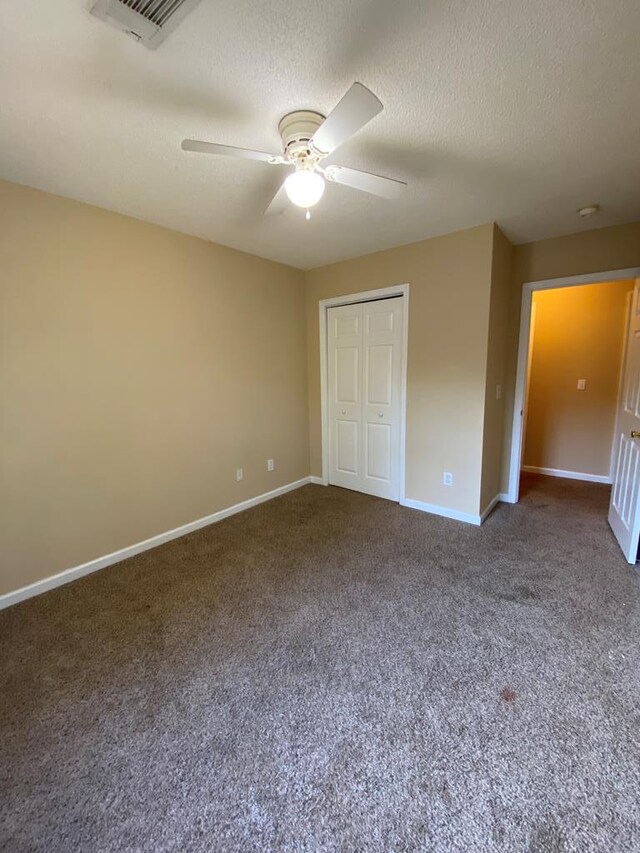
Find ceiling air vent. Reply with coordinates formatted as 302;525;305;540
90;0;203;49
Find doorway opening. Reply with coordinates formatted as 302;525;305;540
318;284;409;502
508;267;640;562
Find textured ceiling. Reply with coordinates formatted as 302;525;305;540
1;0;640;269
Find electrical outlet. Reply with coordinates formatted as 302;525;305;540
496;384;502;400
577;379;586;390
267;458;274;472
443;472;453;487
236;468;243;482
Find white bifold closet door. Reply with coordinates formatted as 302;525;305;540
327;297;404;500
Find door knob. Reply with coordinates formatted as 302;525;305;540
341;409;346;415
631;431;640;439
378;412;384;418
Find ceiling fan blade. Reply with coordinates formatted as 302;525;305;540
181;140;284;164
325;165;407;199
310;83;383;156
264;182;289;217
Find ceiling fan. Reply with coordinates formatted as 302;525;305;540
181;83;407;219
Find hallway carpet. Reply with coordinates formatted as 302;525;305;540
1;475;639;852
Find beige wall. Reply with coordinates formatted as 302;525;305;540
4;174;639;598
501;222;640;493
523;281;632;477
0;180;309;596
480;226;513;509
305;223;496;517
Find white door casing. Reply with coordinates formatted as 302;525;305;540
327;297;404;500
609;279;640;564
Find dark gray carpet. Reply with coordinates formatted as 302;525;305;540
1;474;639;852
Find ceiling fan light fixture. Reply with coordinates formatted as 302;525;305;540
284;170;325;209
180;83;408;218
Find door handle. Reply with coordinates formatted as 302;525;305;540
378;413;384;418
341;409;346;415
631;431;640;439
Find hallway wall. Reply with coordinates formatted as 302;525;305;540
523;280;633;479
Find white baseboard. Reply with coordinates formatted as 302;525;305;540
401;497;482;526
309;476;326;486
401;492;508;526
521;465;612;485
480;493;501;522
0;477;313;611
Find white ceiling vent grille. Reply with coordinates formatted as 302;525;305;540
90;0;203;49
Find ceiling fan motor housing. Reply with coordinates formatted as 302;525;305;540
278;110;325;167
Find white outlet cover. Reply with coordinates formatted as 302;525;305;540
236;468;243;481
443;472;453;486
267;459;274;471
577;379;586;390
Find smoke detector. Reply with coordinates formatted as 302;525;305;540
577;204;600;218
90;0;203;48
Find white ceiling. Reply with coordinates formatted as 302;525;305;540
1;0;639;269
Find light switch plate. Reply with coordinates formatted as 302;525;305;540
577;379;586;390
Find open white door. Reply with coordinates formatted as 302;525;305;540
609;279;640;563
